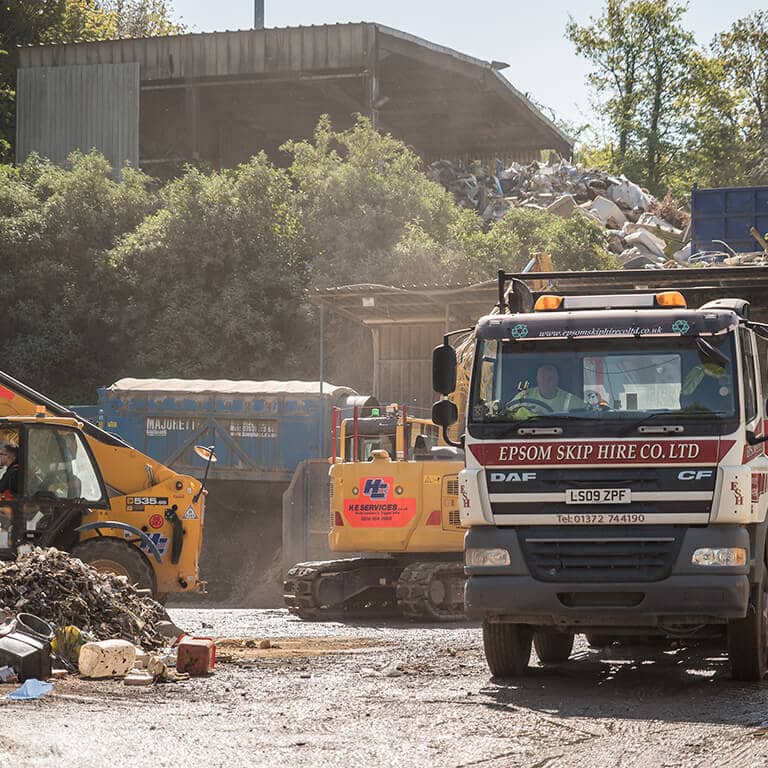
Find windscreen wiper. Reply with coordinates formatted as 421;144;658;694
695;337;729;367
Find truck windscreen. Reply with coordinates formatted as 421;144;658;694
470;334;737;431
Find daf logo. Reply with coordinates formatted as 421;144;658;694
678;470;714;481
490;472;537;483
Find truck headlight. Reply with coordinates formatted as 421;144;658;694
465;548;510;567
691;547;747;567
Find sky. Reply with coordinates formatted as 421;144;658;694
169;0;763;130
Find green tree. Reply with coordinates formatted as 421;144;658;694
101;1;184;37
282;115;473;287
0;151;154;401
567;0;695;194
711;11;768;183
674;52;747;193
112;156;312;379
566;0;646;165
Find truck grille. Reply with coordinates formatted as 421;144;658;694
444;476;461;529
518;526;683;583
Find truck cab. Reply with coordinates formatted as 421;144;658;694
433;279;768;680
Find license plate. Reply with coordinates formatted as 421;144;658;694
565;488;631;505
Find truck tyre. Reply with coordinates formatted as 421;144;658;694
534;630;574;663
727;571;768;682
71;539;157;596
482;621;533;677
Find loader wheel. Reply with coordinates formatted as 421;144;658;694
482;620;533;677
728;570;768;682
71;539;157;596
533;630;574;664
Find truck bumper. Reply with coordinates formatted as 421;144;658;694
465;525;752;627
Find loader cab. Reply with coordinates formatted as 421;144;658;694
0;419;109;559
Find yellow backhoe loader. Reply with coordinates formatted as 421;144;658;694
0;370;206;599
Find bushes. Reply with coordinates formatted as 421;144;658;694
0;121;615;401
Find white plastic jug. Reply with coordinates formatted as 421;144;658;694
78;639;136;678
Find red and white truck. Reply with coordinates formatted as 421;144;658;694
432;271;768;680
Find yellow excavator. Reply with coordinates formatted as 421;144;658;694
283;405;466;620
0;369;206;599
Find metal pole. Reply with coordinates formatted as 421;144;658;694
319;302;325;456
254;0;265;29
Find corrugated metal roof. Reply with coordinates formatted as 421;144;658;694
17;22;573;157
108;378;356;397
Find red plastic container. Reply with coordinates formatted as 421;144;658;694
176;636;216;675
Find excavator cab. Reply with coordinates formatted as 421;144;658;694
0;418;109;559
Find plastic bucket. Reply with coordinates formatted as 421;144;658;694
15;612;54;642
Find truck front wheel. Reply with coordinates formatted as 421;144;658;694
534;630;574;663
71;538;157;596
482;621;533;677
727;571;768;682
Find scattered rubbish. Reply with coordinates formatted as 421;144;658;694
124;671;154;686
426;158;767;269
156;620;184;642
78;639;136;679
0;622;52;682
0;665;18;683
0;549;213;688
0;548;169;648
176;636;216;676
587;195;627;228
7;678;53;700
52;625;93;667
362;660;404;677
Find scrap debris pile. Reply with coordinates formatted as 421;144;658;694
0;547;167;649
0;548;215;697
427;159;768;269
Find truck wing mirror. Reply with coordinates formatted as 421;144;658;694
433;343;457;395
432;399;461;449
432;399;458;428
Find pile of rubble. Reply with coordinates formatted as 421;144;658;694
0;549;217;696
0;548;168;649
426;159;768;269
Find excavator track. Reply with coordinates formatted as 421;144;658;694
283;558;401;620
395;561;466;622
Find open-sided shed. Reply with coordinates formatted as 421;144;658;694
16;23;572;174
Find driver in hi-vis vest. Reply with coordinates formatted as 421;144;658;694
508;364;581;418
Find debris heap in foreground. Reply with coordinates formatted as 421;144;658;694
0;548;167;649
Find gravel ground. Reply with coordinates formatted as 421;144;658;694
2;609;768;768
